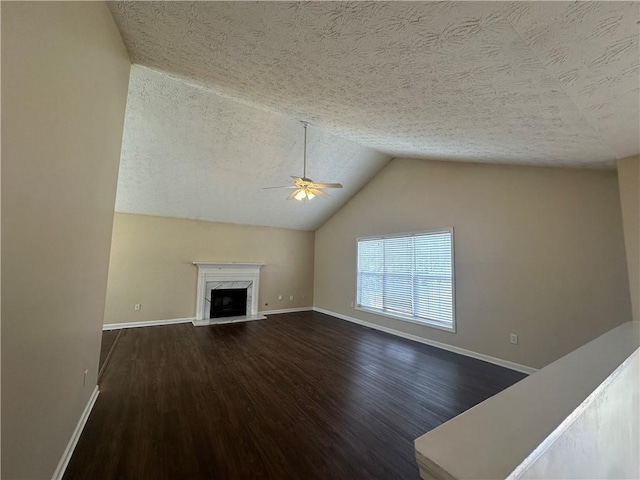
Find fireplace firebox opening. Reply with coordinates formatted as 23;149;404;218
210;288;248;319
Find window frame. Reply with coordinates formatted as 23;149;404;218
355;228;456;333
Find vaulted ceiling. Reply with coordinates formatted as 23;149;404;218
116;65;389;231
109;1;639;230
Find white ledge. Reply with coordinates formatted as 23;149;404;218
414;321;640;480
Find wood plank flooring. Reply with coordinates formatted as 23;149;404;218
64;311;526;480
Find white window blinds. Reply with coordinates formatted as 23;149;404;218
356;229;455;330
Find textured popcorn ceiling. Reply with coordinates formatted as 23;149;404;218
110;1;639;167
110;1;639;230
116;66;390;231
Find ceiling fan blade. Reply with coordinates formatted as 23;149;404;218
312;183;343;189
310;188;330;198
263;186;297;189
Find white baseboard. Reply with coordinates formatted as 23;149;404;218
103;317;195;330
51;386;100;480
103;309;314;330
260;307;313;315
312;307;537;375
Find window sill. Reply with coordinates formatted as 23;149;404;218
355;306;456;333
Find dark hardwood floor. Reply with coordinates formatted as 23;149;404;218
65;312;525;480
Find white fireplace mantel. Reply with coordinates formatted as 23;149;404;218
193;262;265;326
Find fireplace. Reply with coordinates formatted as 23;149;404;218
210;288;247;318
193;262;266;326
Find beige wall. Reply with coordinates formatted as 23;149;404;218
103;213;315;324
1;3;130;478
617;155;639;322
314;158;631;369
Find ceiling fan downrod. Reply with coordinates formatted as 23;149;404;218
302;121;308;180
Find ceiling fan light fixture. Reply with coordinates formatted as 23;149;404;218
294;188;314;201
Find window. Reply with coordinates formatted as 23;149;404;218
356;229;455;331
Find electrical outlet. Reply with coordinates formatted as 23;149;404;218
134;303;141;311
350;301;354;308
510;334;518;345
289;295;294;301
278;295;283;301
83;369;88;387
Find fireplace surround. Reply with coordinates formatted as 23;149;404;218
193;262;265;326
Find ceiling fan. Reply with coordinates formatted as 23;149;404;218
264;121;343;202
